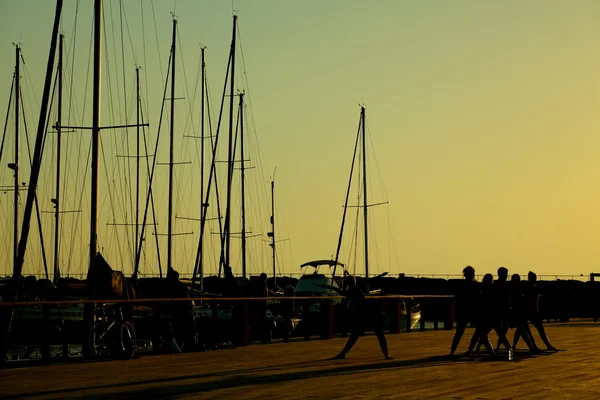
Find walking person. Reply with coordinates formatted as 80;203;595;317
450;266;480;356
318;274;392;360
514;271;558;351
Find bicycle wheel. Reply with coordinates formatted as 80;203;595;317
119;321;136;359
89;322;108;356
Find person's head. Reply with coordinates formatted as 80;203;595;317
511;273;521;283
343;275;356;289
463;265;475;281
260;272;267;281
497;266;508;282
483;273;494;285
528;271;537;282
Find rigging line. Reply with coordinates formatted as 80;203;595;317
137;96;159;276
236;28;271;234
192;47;232;281
365;119;400;272
120;1;138;66
135;50;173;278
103;20;131;265
177;34;201;152
67;7;93;276
333;116;362;271
100;7;125;261
0;76;14;164
174;29;199;202
106;2;130;241
120;0;135;256
19;84;50;279
150;0;164;86
198;72;224;277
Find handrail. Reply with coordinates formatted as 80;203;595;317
0;294;454;308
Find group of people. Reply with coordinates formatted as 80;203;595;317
450;265;558;358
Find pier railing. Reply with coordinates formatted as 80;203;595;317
0;294;454;363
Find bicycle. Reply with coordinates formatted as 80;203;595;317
89;303;136;359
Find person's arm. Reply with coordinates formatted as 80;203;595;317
316;284;344;295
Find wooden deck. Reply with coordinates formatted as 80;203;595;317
1;320;598;399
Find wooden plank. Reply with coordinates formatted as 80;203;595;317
0;321;596;399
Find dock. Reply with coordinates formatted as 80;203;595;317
1;320;597;399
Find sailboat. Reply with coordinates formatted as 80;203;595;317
294;106;421;333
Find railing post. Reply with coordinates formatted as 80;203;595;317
389;298;401;334
303;304;311;341
405;298;412;332
419;299;426;332
41;304;51;361
321;300;334;340
443;297;454;330
236;301;249;347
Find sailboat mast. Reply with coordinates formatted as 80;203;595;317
53;34;63;283
13;44;20;275
361;106;369;279
239;92;246;278
270;179;276;285
134;66;140;275
89;0;102;269
199;46;206;288
224;15;237;270
167;18;177;271
13;0;62;280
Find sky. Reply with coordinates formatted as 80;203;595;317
0;0;599;280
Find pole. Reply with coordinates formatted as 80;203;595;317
224;15;236;270
89;0;102;270
270;180;276;286
53;34;64;283
361;106;369;280
13;45;20;277
239;93;246;279
167;18;177;271
134;67;140;279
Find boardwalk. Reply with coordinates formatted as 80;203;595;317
1;320;598;399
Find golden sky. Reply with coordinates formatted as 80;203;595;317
0;0;599;280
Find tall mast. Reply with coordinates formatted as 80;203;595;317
14;0;62;279
167;18;177;271
89;0;102;269
12;44;20;276
269;179;276;285
199;46;206;289
134;66;140;275
361;106;369;280
239;92;246;278
224;15;236;270
53;35;64;283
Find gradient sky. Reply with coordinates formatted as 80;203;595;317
1;0;599;280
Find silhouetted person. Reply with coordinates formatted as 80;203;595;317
508;274;537;353
319;275;391;360
493;266;513;352
467;273;496;355
450;266;480;356
514;271;557;351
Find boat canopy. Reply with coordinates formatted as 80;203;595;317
300;260;345;269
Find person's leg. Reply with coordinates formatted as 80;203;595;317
450;321;466;356
494;324;512;351
374;326;392;359
334;330;359;359
468;325;494;355
532;318;557;351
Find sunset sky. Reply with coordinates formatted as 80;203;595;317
0;0;599;280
